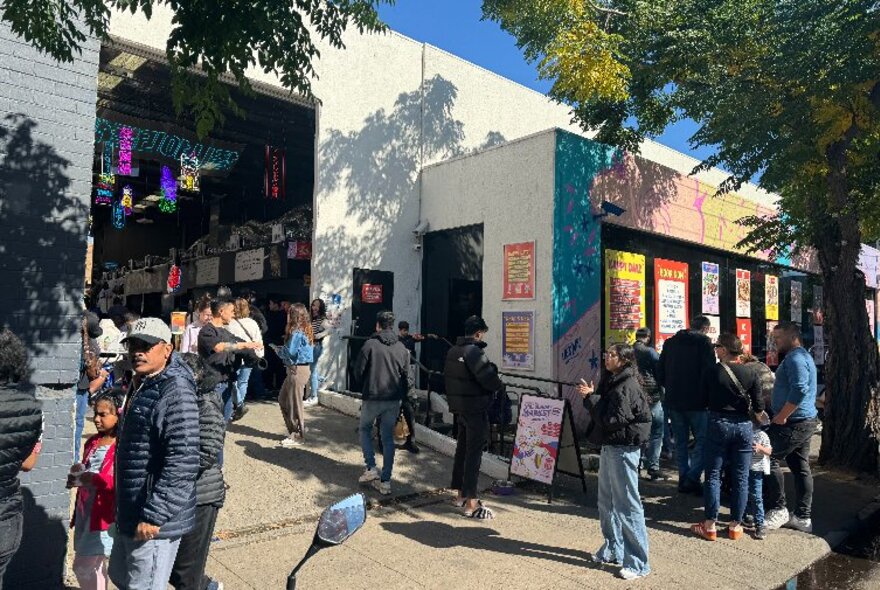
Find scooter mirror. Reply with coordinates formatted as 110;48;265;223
315;493;367;546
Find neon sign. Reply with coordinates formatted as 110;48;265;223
264;146;285;199
159;165;177;213
179;153;200;192
117;126;133;175
112;200;126;229
121;185;133;216
95;173;114;205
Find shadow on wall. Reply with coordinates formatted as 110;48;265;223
5;487;68;589
0;114;87;383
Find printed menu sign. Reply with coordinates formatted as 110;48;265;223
655;258;689;351
502;311;535;371
736;269;751;317
702;262;720;315
766;275;779;321
791;281;803;323
503;242;536;300
605;250;646;347
510;395;565;485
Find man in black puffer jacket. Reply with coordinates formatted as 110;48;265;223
110;318;199;590
444;316;505;520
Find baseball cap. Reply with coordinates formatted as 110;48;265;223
464;315;489;335
121;317;172;346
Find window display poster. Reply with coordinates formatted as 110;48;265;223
766;320;779;366
503;242;536;300
706;315;721;341
765;275;779;321
813;325;825;365
605;250;646;347
737;318;752;353
510;395;565;485
791;281;803;323
736;269;751;317
655;258;689;351
701;262;720;315
867;299;876;338
501;311;535;371
170;311;187;336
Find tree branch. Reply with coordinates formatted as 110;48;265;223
586;1;628;17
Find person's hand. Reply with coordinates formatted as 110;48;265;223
99;369;109;380
772;413;787;426
577;380;595;398
252;342;264;350
134;522;160;541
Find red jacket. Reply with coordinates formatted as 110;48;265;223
71;434;116;532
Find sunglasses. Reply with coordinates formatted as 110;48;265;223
126;340;163;354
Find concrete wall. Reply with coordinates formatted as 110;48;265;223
421;131;557;380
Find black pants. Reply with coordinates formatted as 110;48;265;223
169;504;220;590
451;411;489;499
0;512;23;590
765;419;817;519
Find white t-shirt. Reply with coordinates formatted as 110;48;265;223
228;318;264;358
751;429;772;474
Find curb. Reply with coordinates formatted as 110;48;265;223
822;493;880;550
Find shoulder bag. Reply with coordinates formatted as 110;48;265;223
720;363;758;420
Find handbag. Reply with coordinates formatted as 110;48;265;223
720;363;758;420
393;411;410;441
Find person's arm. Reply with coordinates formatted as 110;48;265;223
181;326;193;354
748;372;765;413
197;395;225;475
463;347;505;393
773;356;810;424
353;343;371;389
21;446;40;472
87;369;109;394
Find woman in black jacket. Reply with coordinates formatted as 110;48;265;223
579;343;652;581
691;334;767;543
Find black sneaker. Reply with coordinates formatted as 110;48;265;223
647;469;670;481
678;479;701;495
402;440;421;454
754;525;767;540
231;403;249;422
742;515;756;529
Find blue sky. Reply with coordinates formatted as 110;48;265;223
377;1;713;163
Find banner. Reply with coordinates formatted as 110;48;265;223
170;311;187;336
766;275;779;321
502;311;535;371
503;242;536;300
605;250;646;347
701;262;720;315
510;395;565;485
264;145;286;200
791;281;803;323
361;284;383;304
655;259;689;351
868;299;876;338
737;318;752;353
736;269;751;317
766;320;779;366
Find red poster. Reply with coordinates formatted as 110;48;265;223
286;241;312;260
503;242;536;300
737;319;752;353
654;259;689;351
264;145;286;200
361;284;383;304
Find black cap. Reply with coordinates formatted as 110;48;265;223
464;315;489;335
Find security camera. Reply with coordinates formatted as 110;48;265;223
413;243;422;252
412;220;429;237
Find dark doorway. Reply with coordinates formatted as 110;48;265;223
349;268;394;390
448;279;483;339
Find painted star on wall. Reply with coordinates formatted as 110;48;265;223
589;351;600;371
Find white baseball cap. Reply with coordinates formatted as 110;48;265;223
121;317;172;346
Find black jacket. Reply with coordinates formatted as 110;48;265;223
196;384;226;507
249;304;269;335
353;330;412;402
584;366;652;447
633;342;662;403
0;385;42;521
656;330;716;411
444;338;505;415
116;354;199;539
702;362;765;418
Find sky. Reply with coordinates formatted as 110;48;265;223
377;0;714;163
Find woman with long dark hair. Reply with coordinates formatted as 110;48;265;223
278;304;314;447
578;343;652;581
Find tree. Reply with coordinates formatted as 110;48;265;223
1;0;391;136
484;0;880;471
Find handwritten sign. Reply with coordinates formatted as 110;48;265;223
702;262;720;315
503;242;536;300
791;281;803;323
502;311;535;371
510;395;565;485
195;257;219;286
655;258;689;351
736;269;751;318
766;275;779;321
234;248;265;282
605;250;645;347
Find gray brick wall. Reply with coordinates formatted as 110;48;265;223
0;19;99;590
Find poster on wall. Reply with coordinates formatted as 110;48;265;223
287;241;312;260
361;284;383;304
813;325;825;365
605;250;646;347
737;318;752;353
766;320;779;366
234;248;265;282
655;258;689;351
170;312;187;336
766;275;779;321
867;299;876;337
503;242;536;300
736;269;751;317
706;315;721;342
501;311;535;371
195;257;220;286
701;262;720;315
791;281;803;323
510;395;565;485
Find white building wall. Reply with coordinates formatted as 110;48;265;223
421;132;557;379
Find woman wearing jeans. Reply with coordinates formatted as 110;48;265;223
306;299;329;405
579;343;652;581
691;333;767;542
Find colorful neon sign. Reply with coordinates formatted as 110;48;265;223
117;126;133;175
121;185;133;216
179;153;200;192
264;146;285;199
95;173;114;205
167;264;182;293
159;165;177;213
111;200;126;229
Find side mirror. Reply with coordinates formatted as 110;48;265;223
315;493;367;547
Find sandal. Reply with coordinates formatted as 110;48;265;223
727;525;744;541
463;500;495;520
690;522;717;541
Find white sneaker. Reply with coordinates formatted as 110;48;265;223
280;436;302;448
303;397;318;407
618;568;648;581
784;515;813;533
358;468;380;484
764;507;790;530
371;479;392;495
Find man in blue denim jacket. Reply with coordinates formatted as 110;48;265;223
764;321;818;533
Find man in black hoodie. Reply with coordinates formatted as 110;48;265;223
444;316;505;520
353;310;412;496
656;316;716;494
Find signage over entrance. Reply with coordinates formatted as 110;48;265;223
361;284;383;304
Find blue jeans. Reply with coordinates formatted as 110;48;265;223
74;389;89;462
668;409;708;484
703;414;753;523
748;471;765;527
308;342;323;400
642;401;664;472
596;445;651;576
249;366;266;398
235;366;252;407
109;534;181;590
359;400;401;482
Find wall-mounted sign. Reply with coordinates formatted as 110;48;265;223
179;153;200;192
265;146;286;200
655;258;689;351
158;165;177;213
791;281;803;323
121;185;134;216
702;262;720;315
706;315;721;341
737;318;752;353
736;269;751;317
234;248;265;283
117;126;133;176
813;325;825;365
765;275;779;321
195;257;220;286
503;242;536;300
868;299;876;338
271;223;284;244
502;311;535;371
287;241;312;260
361;284;383;304
167;264;182;293
605;250;646;347
111;200;126;230
95;173;114;206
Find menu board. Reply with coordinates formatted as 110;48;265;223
766;275;779;321
702;262;720;315
510;395;565;485
766;320;779;366
234;248;265;282
655;258;689;351
737;318;752;353
736;269;751;317
195;257;220;286
503;242;536;300
605;250;646;347
501;311;535;371
791;281;803;323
